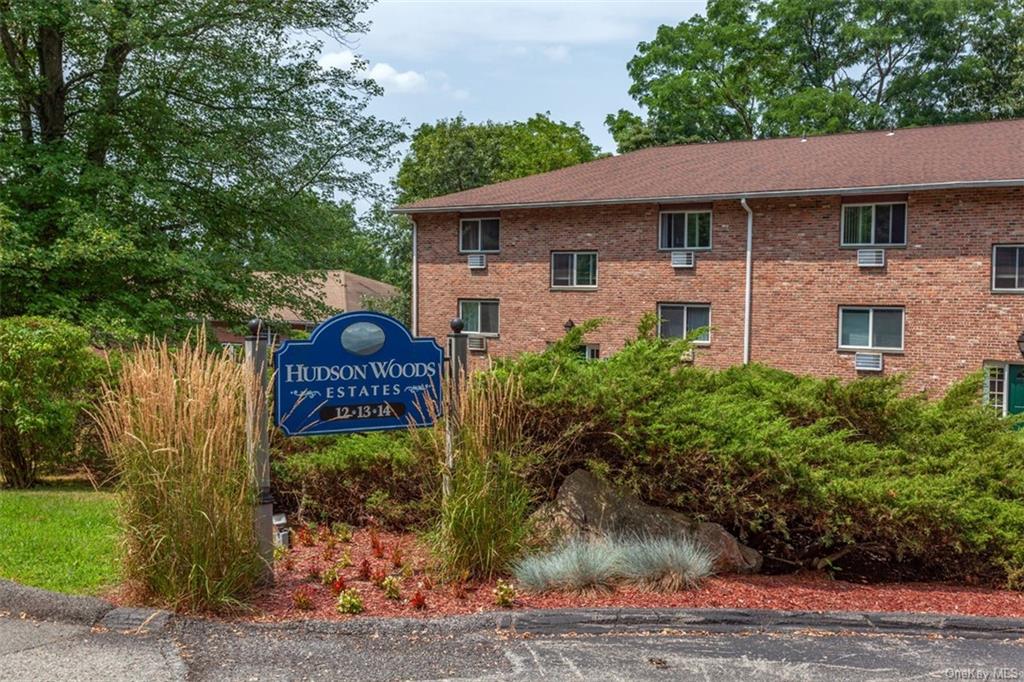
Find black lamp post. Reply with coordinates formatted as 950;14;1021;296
563;319;575;334
1017;330;1024;357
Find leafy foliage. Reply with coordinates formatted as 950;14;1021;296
396;113;603;203
493;322;1024;588
0;1;403;340
0;317;104;487
272;432;433;529
608;0;1024;151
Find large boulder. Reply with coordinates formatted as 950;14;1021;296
532;470;762;574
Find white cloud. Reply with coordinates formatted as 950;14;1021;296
366;62;428;93
542;45;571;63
318;49;357;70
360;1;699;60
319;48;428;95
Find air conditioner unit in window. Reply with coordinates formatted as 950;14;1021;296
854;352;883;372
857;248;885;268
671;251;695;268
467;253;487;269
467;336;488;352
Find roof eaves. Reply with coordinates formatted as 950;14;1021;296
393;178;1024;215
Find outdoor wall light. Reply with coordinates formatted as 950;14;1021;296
564;319;576;333
1018;330;1024;357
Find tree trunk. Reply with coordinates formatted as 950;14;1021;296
0;432;36;489
35;25;66;143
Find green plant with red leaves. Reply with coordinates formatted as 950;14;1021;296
391;545;404;569
357;558;371;581
369;527;384;559
292;585;315;611
306;561;321;583
330;576;347;596
410;589;427;610
370;566;388;587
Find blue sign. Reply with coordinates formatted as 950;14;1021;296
273;312;443;436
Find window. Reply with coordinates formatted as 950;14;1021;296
657;304;711;344
841;203;907;246
551;252;598;288
992;245;1024;292
459;218;500;252
659;212;712;250
838;307;904;351
578;344;600;361
985;365;1007;414
459;299;499;335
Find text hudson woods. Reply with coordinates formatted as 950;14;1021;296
283;360;439;384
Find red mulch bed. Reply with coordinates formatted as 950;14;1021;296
244;527;1024;623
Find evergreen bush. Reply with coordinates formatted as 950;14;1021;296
493;320;1024;588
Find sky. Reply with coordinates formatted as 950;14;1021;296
318;0;707;186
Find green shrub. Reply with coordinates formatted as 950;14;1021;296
493;321;1024;588
95;332;264;611
336;588;364;614
0;316;104;488
272;432;433;528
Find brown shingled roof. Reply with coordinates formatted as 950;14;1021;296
396;119;1024;213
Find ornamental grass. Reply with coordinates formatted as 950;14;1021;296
95;331;264;611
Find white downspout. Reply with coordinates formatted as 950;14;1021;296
740;198;753;365
411;219;418;336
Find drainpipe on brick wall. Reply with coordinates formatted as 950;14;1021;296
411;219;418;336
741;198;753;365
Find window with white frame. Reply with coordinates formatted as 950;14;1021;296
659;211;712;250
459;218;500;253
657;303;711;344
459;299;499;335
551;252;598;288
985;364;1007;414
992;245;1024;292
841;203;907;246
838;307;904;351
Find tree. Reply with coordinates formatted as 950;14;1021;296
0;316;102;488
396;113;603;203
0;0;403;341
607;0;1024;152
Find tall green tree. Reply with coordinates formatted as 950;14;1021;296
0;0;403;341
607;0;1024;152
396;113;603;203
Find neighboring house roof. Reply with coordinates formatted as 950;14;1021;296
266;270;398;325
396;119;1024;213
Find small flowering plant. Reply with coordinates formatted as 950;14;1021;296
380;575;401;600
336;588;364;615
493;579;517;608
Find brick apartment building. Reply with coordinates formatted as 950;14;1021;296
396;119;1024;414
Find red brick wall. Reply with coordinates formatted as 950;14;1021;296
413;186;1024;395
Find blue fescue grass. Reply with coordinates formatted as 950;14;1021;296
514;537;620;593
617;536;716;591
514;535;715;593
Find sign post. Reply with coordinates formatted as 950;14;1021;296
244;319;275;583
443;318;468;498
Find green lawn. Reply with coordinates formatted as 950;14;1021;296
0;484;119;594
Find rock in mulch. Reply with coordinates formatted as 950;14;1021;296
530;470;762;574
